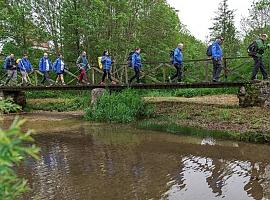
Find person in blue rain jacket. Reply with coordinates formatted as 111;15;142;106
39;53;53;85
53;54;66;85
18;54;33;85
100;50;116;85
211;36;224;82
129;48;142;84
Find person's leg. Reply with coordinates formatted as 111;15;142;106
41;72;46;84
78;69;84;82
177;65;183;82
5;70;13;85
101;70;107;82
251;57;260;80
21;71;27;84
129;69;137;83
107;70;113;82
60;74;65;84
258;57;268;80
55;75;59;84
171;64;179;81
215;61;223;82
212;60;218;81
136;68;140;83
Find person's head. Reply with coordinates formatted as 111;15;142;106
82;51;87;57
23;53;28;59
103;50;109;56
58;54;63;59
10;54;14;59
135;48;141;54
216;36;224;44
260;34;268;41
44;53;48;58
177;43;184;50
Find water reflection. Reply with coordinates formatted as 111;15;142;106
17;121;270;200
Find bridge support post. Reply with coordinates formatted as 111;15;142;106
0;90;26;108
238;81;270;107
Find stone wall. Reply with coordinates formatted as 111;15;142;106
238;82;270;107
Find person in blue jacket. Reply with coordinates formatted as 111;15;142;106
39;53;53;85
170;43;184;83
18;54;33;86
129;48;142;84
100;50;116;85
211;36;224;82
53;54;66;85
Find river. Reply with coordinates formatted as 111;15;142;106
2;113;270;200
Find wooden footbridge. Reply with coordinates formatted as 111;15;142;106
0;56;255;91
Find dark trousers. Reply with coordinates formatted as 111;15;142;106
41;71;50;84
129;68;140;83
102;69;112;82
212;59;222;81
251;56;268;80
171;64;182;82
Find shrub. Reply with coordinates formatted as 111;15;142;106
0;99;21;114
0;118;39;200
85;89;154;123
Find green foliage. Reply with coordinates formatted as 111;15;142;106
0;99;22;114
0;118;40;200
85;89;154;123
209;0;240;57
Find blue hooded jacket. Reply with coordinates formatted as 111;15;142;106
53;58;65;74
39;57;52;72
211;41;223;60
132;52;142;69
173;48;183;65
101;56;112;70
18;58;32;72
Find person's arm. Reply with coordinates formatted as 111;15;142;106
132;53;136;68
174;49;181;63
212;44;219;60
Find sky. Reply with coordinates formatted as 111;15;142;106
167;0;254;41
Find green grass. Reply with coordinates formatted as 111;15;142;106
138;120;270;143
85;89;154;123
141;88;238;98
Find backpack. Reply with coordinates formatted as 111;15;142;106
3;57;7;70
247;41;258;57
206;44;212;57
170;49;175;64
127;51;134;67
98;57;102;69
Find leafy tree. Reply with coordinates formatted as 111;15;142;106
209;0;240;57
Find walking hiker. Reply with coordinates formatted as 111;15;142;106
18;54;33;86
4;54;17;86
211;36;224;82
129;48;142;84
248;34;270;81
169;43;184;83
100;50;116;85
76;51;90;85
53;54;66;85
39;53;53;85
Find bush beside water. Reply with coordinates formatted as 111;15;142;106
0;99;21;114
85;89;154;123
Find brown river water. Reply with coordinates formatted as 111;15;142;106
1;113;270;200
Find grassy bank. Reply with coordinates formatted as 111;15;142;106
138;101;270;143
25;91;90;112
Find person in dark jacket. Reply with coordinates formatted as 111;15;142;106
18;54;33;86
170;43;184;83
39;53;53;85
129;48;142;84
76;51;90;85
100;50;116;85
250;34;270;81
211;36;224;82
4;54;17;86
53;54;66;85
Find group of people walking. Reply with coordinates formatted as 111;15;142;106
2;33;270;86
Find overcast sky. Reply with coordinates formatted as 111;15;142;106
167;0;254;41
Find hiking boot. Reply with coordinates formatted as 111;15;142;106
100;82;105;85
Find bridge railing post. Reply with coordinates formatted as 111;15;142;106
223;58;228;81
204;60;209;82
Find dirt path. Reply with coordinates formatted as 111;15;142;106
144;95;239;106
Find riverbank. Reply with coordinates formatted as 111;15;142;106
139;95;270;143
17;92;270;143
